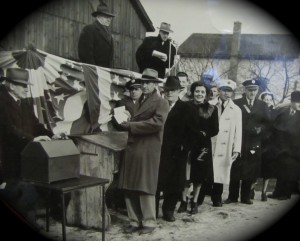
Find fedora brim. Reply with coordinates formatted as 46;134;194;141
163;87;181;91
138;78;162;83
92;11;115;17
157;27;173;33
4;77;33;86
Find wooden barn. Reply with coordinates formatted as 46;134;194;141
0;0;154;72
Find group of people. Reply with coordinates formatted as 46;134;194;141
113;68;300;235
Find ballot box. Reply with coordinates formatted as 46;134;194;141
21;140;80;183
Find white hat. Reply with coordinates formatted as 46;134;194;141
218;79;236;91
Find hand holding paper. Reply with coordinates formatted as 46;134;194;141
152;50;167;62
114;106;130;124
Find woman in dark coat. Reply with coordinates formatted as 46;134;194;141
259;91;277;201
178;81;219;214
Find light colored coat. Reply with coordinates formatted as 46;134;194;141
118;91;169;195
211;99;242;184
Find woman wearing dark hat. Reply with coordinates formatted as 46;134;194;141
78;2;115;67
258;91;276;201
136;22;177;78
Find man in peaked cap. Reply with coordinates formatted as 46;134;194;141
136;22;177;78
78;1;115;67
0;68;59;229
118;68;169;234
156;76;192;222
224;79;270;205
209;79;242;207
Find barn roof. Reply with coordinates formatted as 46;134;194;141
178;33;300;60
131;0;155;32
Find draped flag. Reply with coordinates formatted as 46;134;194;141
0;47;142;134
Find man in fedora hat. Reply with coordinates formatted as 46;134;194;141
78;1;115;67
136;22;176;78
156;76;192;222
118;68;169;234
268;90;300;200
224;79;269;205
0;68;62;229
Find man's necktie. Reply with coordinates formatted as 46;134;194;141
249;101;253;109
221;102;225;113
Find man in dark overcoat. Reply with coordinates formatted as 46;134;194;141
156;76;191;222
225;79;269;205
118;69;169;234
0;68;56;227
78;2;115;67
268;91;300;199
136;22;176;78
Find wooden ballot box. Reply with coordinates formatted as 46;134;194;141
21;140;80;183
66;131;128;230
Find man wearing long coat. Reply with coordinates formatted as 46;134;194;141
225;79;269;204
118;69;169;234
156;76;191;222
211;80;242;206
78;3;115;67
269;91;300;199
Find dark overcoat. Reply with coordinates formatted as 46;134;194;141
231;96;269;181
157;100;191;193
136;36;176;78
0;87;53;181
187;101;219;184
78;21;114;68
118;91;169;195
272;107;300;181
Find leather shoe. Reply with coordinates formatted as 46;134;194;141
123;225;141;234
223;199;238;204
162;212;175;222
241;199;253;205
212;202;223;207
177;201;188;213
139;227;155;235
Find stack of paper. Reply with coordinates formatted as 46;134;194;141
114;106;129;124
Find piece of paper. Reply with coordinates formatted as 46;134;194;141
152;50;167;59
114;106;128;124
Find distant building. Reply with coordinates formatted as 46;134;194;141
177;33;300;102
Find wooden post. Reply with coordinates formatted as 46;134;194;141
228;21;241;83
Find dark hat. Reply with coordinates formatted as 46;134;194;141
163;76;181;91
138;68;162;83
176;71;188;78
291;91;300;102
242;79;260;88
92;3;115;17
157;22;173;33
3;68;33;86
125;79;142;90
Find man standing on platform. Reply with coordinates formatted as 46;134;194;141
136;22;176;78
78;2;115;67
118;68;169;234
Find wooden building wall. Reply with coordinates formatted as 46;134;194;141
0;0;150;72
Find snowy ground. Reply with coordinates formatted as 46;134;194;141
37;180;300;241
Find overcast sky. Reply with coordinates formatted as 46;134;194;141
139;0;290;44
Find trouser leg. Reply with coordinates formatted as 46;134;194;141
241;180;252;201
139;194;156;228
211;183;223;203
162;191;180;214
228;180;240;201
124;192;142;227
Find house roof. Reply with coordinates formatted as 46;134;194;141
131;0;155;32
178;33;300;60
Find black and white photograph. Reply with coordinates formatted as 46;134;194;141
0;0;300;241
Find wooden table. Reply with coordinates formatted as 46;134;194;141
27;175;109;241
66;132;128;230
